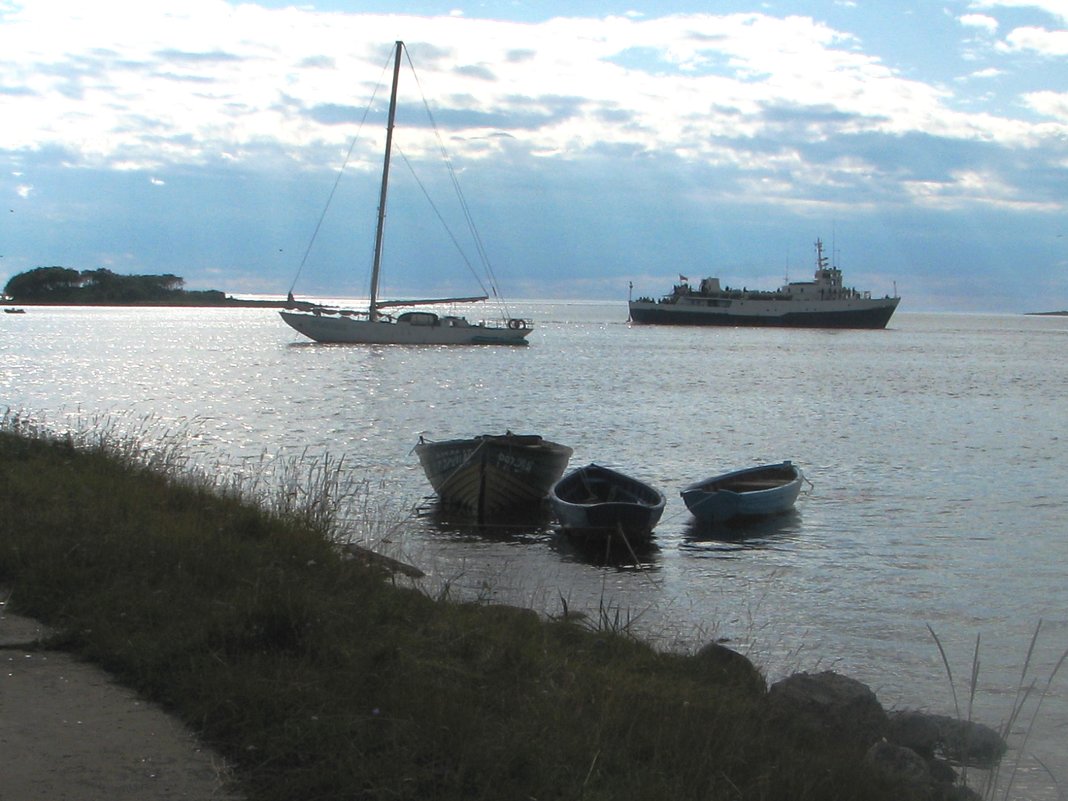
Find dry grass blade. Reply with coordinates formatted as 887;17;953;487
927;623;962;721
1001;631;1068;801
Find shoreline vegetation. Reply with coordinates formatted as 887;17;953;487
2;266;291;308
0;416;1051;801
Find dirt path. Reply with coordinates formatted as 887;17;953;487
1;606;239;800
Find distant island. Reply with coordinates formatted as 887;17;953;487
1026;310;1068;316
2;266;290;308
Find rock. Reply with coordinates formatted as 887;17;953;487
888;711;1006;768
929;783;984;801
343;542;425;578
767;670;889;747
693;641;766;694
886;709;943;757
864;739;931;785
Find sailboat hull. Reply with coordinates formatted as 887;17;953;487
280;311;531;345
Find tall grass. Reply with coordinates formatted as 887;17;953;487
928;622;1067;800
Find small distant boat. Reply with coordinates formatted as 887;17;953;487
681;461;804;525
549;463;666;538
415;433;572;520
4;308;26;314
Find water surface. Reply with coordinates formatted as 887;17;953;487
4;304;1066;798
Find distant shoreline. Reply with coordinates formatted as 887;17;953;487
1026;310;1068;316
7;296;294;309
2;267;306;309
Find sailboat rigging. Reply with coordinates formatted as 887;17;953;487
280;41;532;346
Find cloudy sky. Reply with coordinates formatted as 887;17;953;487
1;0;1066;312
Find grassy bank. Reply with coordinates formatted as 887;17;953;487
0;424;922;801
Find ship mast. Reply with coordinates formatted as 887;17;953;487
815;238;829;272
368;41;403;322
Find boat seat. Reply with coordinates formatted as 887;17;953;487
721;479;787;491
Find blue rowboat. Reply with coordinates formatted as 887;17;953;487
681;461;803;525
550;463;666;539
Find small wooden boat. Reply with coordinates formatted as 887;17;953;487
549;463;666;538
681;461;804;525
414;433;572;520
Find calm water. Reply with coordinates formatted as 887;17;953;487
4;304;1066;797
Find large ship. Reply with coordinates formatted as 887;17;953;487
628;239;900;329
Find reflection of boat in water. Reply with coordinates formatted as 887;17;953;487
549;463;666;540
628;239;899;329
552;529;661;568
682;508;803;547
417;497;556;542
415;433;572;521
681;461;804;525
280;41;531;346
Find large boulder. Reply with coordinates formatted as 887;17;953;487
693;641;767;694
767;670;889;747
887;711;1007;768
864;739;931;785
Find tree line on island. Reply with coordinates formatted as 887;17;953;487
2;266;284;307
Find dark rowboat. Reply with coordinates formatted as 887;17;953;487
681;461;804;525
549;463;666;539
415;433;572;520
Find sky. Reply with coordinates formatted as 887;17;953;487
1;0;1066;312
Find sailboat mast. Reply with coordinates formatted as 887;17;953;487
368;41;403;321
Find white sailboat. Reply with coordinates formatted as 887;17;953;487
280;42;532;346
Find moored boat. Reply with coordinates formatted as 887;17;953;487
628;239;899;329
280;41;531;346
681;461;804;525
415;433;572;520
549;463;666;539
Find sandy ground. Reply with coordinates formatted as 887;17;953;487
0;606;240;801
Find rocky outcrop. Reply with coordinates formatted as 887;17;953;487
887;711;1007;768
766;671;1007;800
693;641;767;693
767;670;888;746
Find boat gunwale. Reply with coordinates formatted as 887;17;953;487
550;463;666;512
682;461;802;498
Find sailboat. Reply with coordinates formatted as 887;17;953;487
280;41;532;346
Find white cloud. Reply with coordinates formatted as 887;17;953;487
1024;90;1068;120
16;184;32;198
997;25;1068;55
960;13;999;33
968;67;1003;78
903;169;1061;211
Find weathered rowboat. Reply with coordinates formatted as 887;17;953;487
415;433;572;520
